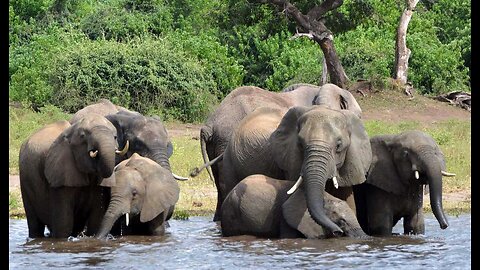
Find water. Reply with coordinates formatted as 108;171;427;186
9;213;471;269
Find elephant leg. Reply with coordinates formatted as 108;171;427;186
353;185;368;233
148;213;166;236
85;187;107;236
365;188;394;236
212;160;222;221
403;208;425;235
49;188;74;238
24;205;47;238
279;218;303;238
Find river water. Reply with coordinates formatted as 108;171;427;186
9;213;471;269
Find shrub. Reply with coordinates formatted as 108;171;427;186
50;38;217;122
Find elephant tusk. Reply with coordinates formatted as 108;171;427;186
173;173;189;181
115;140;129;155
287;176;303;195
415;170;420;180
89;150;98;158
333;176;338;189
125;213;129;227
441;170;456;177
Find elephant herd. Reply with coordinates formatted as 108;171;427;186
19;84;456;241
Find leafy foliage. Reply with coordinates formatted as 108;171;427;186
9;0;471;122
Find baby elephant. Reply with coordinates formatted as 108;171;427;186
221;174;366;239
96;153;180;238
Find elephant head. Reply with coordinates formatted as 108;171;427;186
367;130;453;230
96;153;180;238
313;83;362;119
106;111;174;171
44;113;128;187
271;105;371;236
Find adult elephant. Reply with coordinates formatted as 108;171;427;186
69;98;133;124
193;84;362;221
220;105;371;236
96;153;179;238
353;130;455;236
19;113;129;238
221;174;366;238
70;99;188;181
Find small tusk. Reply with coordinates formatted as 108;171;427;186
172;173;189;181
125;213;129;227
441;170;456;177
415;171;420;180
287;176;303;195
333;176;338;189
89;150;98;158
115;140;129;155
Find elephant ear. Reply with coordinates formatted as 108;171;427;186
282;187;326;238
167;141;174;158
366;136;407;195
337;110;372;187
44;128;89;187
106;113;128;144
140;166;180;223
271;106;311;181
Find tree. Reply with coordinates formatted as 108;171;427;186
259;0;349;88
394;0;419;86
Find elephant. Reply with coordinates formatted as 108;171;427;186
353;130;456;236
96;153;180;238
221;174;366;239
69;98;133;124
193;83;362;221
19;113;129;238
218;105;371;236
70;99;189;181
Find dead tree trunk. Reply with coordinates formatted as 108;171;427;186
394;0;419;85
263;0;349;88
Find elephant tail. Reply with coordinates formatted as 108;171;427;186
190;127;218;181
190;152;223;178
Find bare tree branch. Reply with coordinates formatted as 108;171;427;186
307;0;344;20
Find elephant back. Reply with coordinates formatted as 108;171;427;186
229;107;288;179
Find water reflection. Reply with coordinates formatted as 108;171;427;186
9;213;471;269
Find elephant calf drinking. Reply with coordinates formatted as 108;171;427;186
221;174;366;239
96;153;180;238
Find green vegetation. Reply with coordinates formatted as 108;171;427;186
9;0;470;122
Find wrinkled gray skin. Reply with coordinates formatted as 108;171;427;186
196;84;362;221
70;99;184;179
353;130;452;236
221;174;366;238
96;153;179;238
69;98;133;124
19;114;121;238
221;105;371;236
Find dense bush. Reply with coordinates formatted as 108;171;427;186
50;37;218;122
9;0;471;122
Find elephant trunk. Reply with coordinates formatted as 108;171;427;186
303;143;343;236
94;132;117;178
423;157;449;229
96;195;129;239
149;149;172;171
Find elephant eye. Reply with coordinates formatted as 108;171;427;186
403;150;409;158
132;189;138;197
336;139;343;152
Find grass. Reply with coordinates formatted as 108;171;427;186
8;105;471;219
